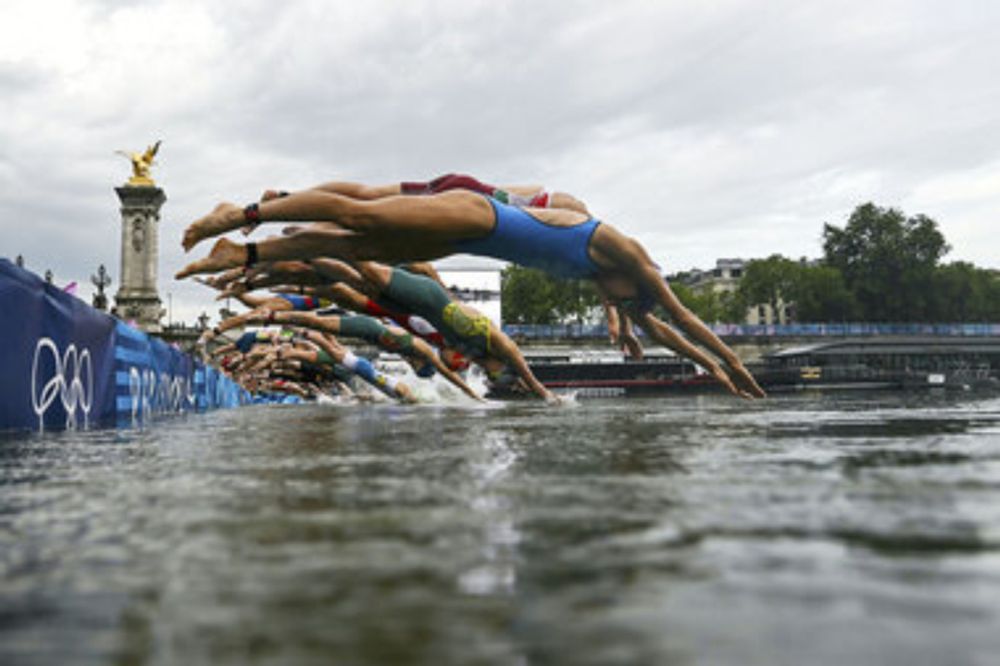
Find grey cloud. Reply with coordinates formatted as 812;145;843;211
3;0;1000;324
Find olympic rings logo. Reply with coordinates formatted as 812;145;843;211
128;366;196;426
31;337;93;432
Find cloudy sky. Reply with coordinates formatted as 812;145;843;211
3;0;998;323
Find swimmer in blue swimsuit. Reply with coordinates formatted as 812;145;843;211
179;180;765;399
454;198;602;279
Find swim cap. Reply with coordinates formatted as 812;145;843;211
439;347;470;372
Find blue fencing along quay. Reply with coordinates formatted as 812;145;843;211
1;258;250;433
503;321;1000;340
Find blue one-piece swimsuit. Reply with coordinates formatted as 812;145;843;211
453;199;601;279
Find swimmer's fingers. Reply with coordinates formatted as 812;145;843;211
622;335;644;361
729;364;767;399
709;365;745;399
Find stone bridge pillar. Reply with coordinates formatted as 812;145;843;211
114;185;166;333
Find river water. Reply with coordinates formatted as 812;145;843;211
3;390;1000;665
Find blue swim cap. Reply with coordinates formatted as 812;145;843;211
416;362;436;378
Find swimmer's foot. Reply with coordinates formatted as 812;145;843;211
175;238;247;279
260;189;288;202
182;203;245;251
216;279;249;300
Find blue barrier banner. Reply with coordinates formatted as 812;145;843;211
1;258;251;434
113;321;196;428
1;259;117;431
194;362;247;411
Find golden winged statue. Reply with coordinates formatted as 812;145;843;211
116;140;161;186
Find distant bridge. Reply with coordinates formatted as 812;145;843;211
504;322;1000;361
505;322;1000;340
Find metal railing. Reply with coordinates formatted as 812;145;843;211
503;322;1000;339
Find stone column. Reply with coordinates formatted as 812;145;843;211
114;185;166;333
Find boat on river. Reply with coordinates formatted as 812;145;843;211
754;337;1000;391
487;337;1000;397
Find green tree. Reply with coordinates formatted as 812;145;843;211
668;281;736;323
501;265;559;324
823;203;949;321
734;255;801;321
500;265;602;324
930;262;1000;322
790;264;859;321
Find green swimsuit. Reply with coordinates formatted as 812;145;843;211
381;268;492;358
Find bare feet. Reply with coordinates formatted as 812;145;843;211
182;203;245;251
215;280;249;300
176;238;247;279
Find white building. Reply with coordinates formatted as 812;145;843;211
683;258;791;325
434;256;503;326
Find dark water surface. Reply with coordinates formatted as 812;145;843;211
3;391;1000;665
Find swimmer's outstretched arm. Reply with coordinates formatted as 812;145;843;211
635;275;765;398
305;332;417;404
406;334;483;402
633;312;752;399
615;308;644;360
596;285;644;360
488;330;558;404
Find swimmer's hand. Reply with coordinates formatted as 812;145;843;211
544;391;562;406
396;384;419;404
708;363;754;400
621;331;644;360
727;361;767;399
